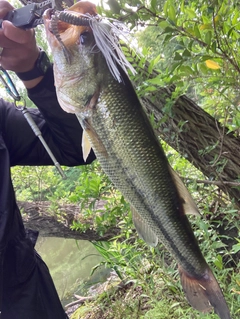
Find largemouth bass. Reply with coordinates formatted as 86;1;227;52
43;2;231;318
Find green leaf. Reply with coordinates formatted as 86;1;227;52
214;255;223;270
200;23;212;30
232;11;239;25
153;55;161;66
158;20;170;29
162;33;175;45
227;26;235;38
148;76;163;85
222;21;230;35
163;0;168;16
232;243;240;254
150;0;157;13
173;52;182;61
185;8;196;19
182;49;191;57
194;24;201;39
144;86;158;92
161;26;176;35
211;40;217;53
168;5;177;24
178;65;194;75
188;39;195;51
201;15;210;24
169;61;182;73
199;55;214;62
205;30;212;46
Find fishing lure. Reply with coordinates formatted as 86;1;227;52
49;9;136;82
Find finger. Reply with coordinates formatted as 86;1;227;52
0;1;14;18
2;20;35;44
0;29;15;48
0;28;20;49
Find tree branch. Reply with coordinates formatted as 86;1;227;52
20;201;121;241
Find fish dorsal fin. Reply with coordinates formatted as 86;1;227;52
82;129;92;162
169;165;200;217
131;206;158;247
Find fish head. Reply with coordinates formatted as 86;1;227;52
43;1;106;115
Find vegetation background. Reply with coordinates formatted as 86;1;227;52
7;0;240;318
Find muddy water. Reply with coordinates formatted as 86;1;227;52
36;237;107;305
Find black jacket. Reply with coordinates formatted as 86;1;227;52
0;65;95;318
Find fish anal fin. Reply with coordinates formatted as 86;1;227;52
178;265;231;319
169;166;200;217
131;206;158;247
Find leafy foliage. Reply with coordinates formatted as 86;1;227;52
12;162;131;235
108;0;240;133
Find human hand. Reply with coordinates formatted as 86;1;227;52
0;0;40;73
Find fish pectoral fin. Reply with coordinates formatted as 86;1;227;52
131;206;158;247
76;114;108;162
178;265;231;319
169;165;200;217
82;129;92;162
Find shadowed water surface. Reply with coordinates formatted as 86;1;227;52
36;237;106;305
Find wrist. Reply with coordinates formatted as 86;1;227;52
16;50;51;81
27;64;55;94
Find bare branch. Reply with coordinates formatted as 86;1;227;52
20;201;121;241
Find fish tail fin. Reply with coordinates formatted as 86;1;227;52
178;265;231;319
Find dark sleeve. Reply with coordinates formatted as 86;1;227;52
1;65;95;167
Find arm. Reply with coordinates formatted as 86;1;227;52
0;1;95;166
26;65;96;167
1;67;95;166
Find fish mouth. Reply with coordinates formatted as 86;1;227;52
43;7;54;21
43;8;54;32
43;8;82;63
43;8;74;36
43;8;58;39
43;2;98;38
43;4;96;63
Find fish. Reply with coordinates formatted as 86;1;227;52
43;2;231;318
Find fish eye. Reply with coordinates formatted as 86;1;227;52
80;32;92;45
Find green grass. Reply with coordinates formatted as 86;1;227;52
70;231;240;319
